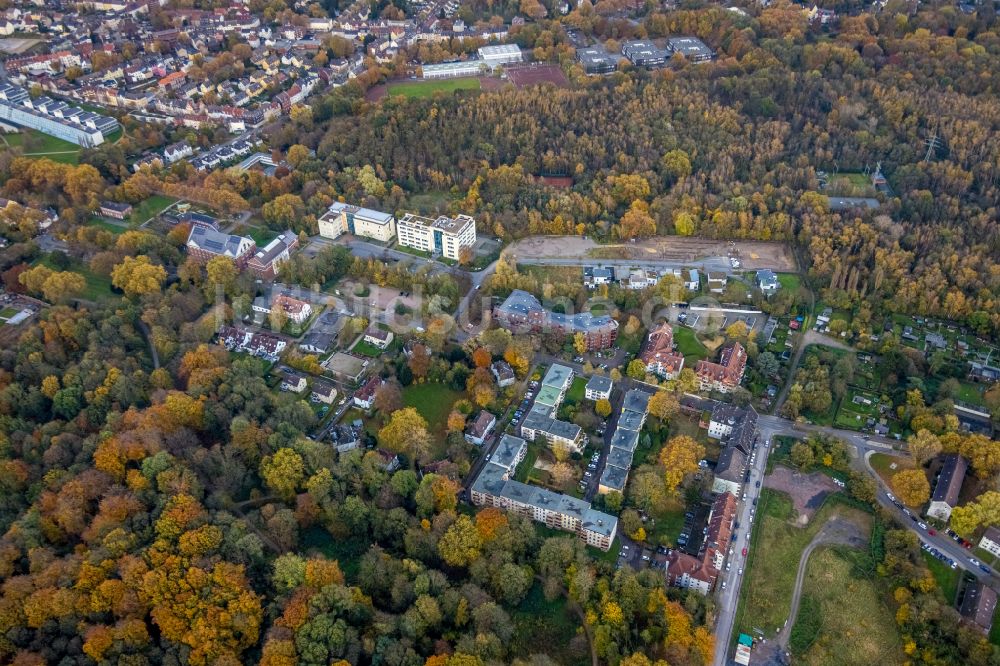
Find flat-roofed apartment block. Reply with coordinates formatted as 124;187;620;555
470;436;618;551
577;47;618;74
318;202;397;242
520;411;584;453
667;36;715;63
621;40;669;67
0;84;118;148
397;213;476;261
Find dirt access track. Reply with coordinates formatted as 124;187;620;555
506;236;796;271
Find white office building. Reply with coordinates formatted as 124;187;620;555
397;213;476;261
318;202;397;242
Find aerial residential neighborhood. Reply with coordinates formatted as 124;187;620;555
0;0;996;664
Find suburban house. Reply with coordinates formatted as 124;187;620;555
927;454;969;521
247;230;299;279
217;325;286;359
706;272;728;294
685;269;700;291
979;526;1000;558
494;290;618;351
300;310;341;354
325;352;367;384
363;325;393;349
186;224;256;268
695;343;747;393
585;375;613;401
330;424;360;453
959;581;997;634
279;370;307;393
99;201;133;220
583;266;613;288
310;379;338;405
491;360;516;387
253;293;313;325
353;375;382;410
639;322;685;379
465;410;496;446
756;269;780;294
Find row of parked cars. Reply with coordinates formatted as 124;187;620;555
886;491;992;575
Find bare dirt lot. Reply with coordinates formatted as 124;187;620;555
506;64;569;88
764;465;839;526
507;236;796;271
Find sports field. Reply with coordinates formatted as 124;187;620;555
387;78;481;98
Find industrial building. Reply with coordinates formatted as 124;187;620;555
397;212;476;261
318;202;397;243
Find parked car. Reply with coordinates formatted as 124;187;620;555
918;522;928;530
742;547;748;557
928;528;937;536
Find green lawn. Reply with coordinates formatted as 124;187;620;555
33;253;115;302
244;226;278;246
565;376;586;404
777;273;802;292
127;195;177;226
674;326;707;361
734;489;873;640
791;547;903;665
922;552;960;603
402;382;463;457
351;340;385;357
510;584;589;666
388;77;481;98
515;440;542;483
955;381;986;407
4;128;80;154
0;306;18;320
868;452;913;485
88;217;127;235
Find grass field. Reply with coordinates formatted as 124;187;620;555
0;306;18;320
351;340;385;357
88;217;128;234
674;326;708;361
511;584;589;666
127;195;177;226
402;382;463;457
244;226;278;246
778;273;802;292
922;551;960;603
734;489;873;639
792;547;903;665
388;77;481;98
33;253;115;302
4;129;80;154
868;453;913;485
565;376;586;404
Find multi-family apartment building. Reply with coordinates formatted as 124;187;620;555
640;321;685;379
318;202;397;242
397;212;476;261
247;230;298;279
494;290;618;351
695;342;747;393
471;434;618;551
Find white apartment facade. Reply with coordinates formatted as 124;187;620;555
318;202;397;243
397;213;477;261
